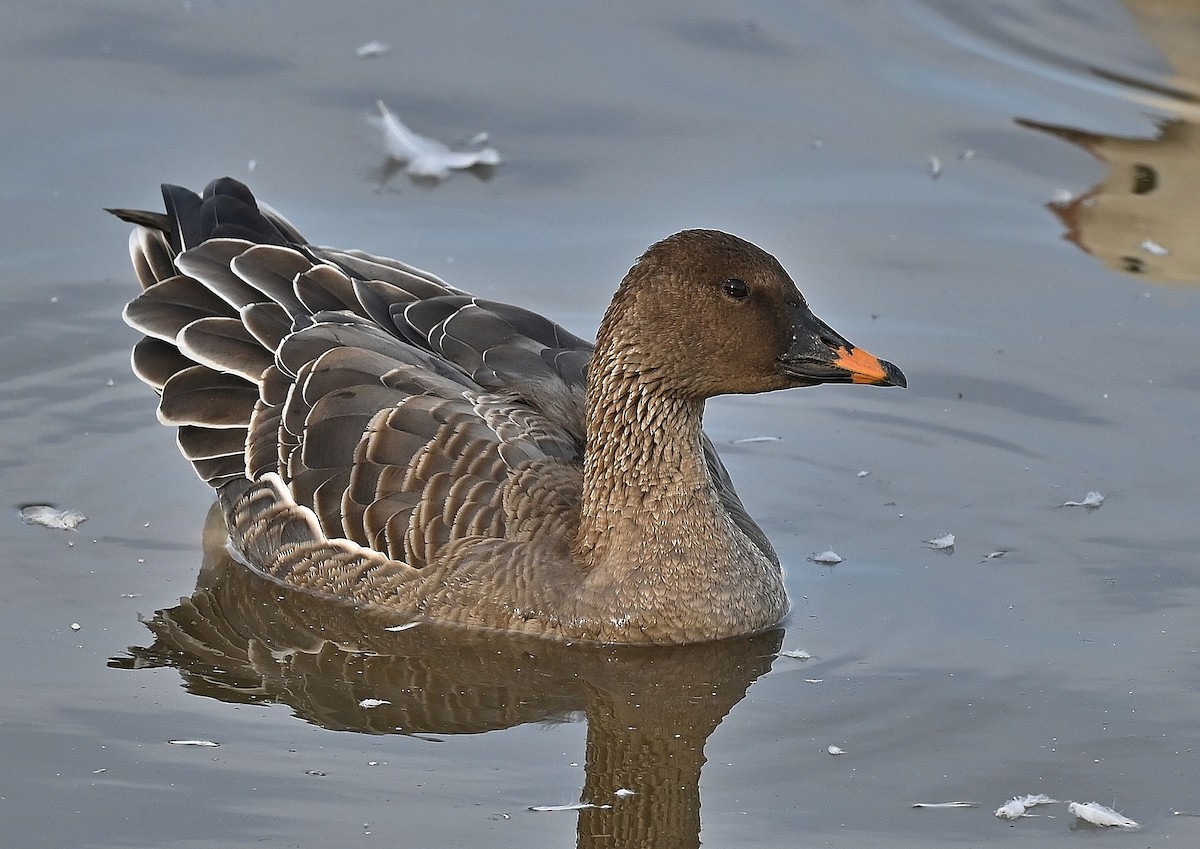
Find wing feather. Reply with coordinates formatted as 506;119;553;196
115;178;592;608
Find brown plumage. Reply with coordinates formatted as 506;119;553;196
110;177;905;644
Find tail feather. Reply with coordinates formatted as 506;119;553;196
239;302;292;351
123;275;239;342
178;425;250;462
177;317;274;382
131;337;194;391
126;227;178;289
157;365;259;428
230;245;314;315
176;239;281;312
294;264;369;315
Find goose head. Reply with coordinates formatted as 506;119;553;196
595;229;906;399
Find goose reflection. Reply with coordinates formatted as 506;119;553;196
1017;0;1200;284
113;505;784;849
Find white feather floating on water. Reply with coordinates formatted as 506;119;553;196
827;745;846;756
1068;801;1138;829
925;532;955;551
355;41;390;58
1062;491;1104;508
808;549;843;565
21;505;87;530
168;739;220;747
778;649;811;660
994;793;1058;819
371;101;500;180
358;698;391;709
913;801;978;809
529;802;613;812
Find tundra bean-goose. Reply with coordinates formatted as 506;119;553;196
109;178;905;645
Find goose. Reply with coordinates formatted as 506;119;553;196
110;177;905;644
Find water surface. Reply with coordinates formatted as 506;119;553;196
3;1;1199;846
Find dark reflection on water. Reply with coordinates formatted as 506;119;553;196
112;505;783;849
1016;0;1200;284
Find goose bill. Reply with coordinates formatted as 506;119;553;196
778;310;906;388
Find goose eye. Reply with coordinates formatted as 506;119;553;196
722;277;750;301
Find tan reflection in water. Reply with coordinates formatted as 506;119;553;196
1018;0;1200;284
112;505;784;849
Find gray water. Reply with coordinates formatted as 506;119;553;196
3;1;1199;846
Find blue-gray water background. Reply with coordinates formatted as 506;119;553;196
3;2;1198;846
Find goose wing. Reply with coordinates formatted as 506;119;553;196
113;179;585;574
